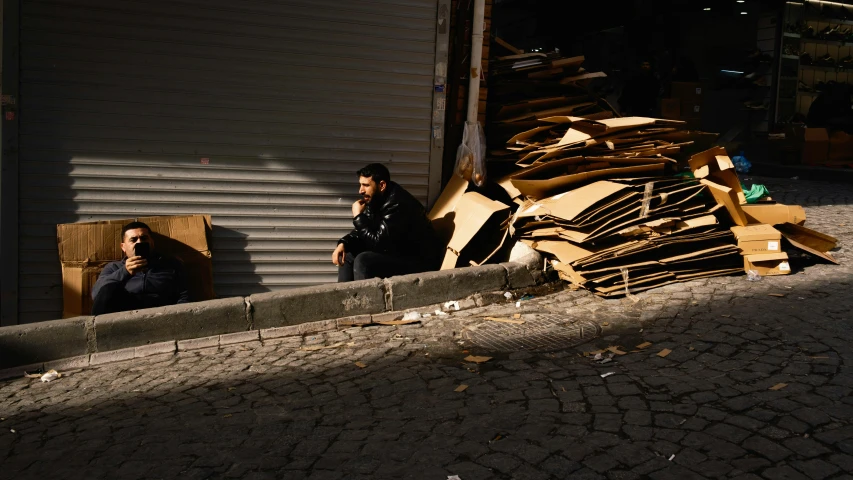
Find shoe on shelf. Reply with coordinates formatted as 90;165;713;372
814;53;836;66
841;55;853;69
798;81;813;92
800;52;813;65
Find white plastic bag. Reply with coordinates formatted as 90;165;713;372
454;121;487;187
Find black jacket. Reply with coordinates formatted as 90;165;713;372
339;181;441;265
91;253;190;308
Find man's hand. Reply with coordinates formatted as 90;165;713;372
332;244;346;266
125;256;148;275
352;199;366;217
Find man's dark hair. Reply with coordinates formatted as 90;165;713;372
357;163;391;185
122;221;152;241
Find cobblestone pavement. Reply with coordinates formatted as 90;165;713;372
2;176;853;480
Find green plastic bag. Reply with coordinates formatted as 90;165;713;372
742;183;769;204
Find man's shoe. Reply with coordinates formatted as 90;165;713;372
800;53;813;65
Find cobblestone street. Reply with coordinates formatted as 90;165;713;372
2;176;853;480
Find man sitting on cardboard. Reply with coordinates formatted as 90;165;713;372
91;221;190;314
333;163;441;281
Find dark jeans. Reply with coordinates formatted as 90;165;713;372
338;251;433;282
92;283;143;315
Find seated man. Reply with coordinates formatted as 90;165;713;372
333;163;442;282
91;221;189;314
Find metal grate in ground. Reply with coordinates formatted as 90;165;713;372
462;313;601;353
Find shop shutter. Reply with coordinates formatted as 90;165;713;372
17;0;439;322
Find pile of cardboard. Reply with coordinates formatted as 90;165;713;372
431;116;838;297
486;52;616;159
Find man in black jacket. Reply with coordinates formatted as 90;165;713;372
91;221;189;314
333;163;442;282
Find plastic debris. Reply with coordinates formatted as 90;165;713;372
39;370;61;383
402;311;422;321
444;301;461;311
435;310;448;316
600;372;616;378
515;301;521;308
746;269;762;282
669;454;676;461
593;353;603;361
448;476;463;480
743;183;769;203
731;151;751;173
504;292;513;300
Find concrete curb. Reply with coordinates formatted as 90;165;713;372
0;263;555;374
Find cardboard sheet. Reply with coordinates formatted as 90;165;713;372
440;192;510;270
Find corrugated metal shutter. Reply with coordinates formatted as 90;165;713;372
18;0;439;322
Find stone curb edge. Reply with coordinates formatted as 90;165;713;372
0;262;556;374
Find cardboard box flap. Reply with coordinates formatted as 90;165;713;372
529;239;596;264
440;192;510;270
57;220;126;264
138;215;211;256
700;179;748;226
688;146;728;177
776;222;838;264
746;252;789;262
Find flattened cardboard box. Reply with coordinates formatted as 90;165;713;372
744;252;791;276
730;224;781;255
57;215;214;318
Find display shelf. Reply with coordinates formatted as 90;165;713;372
783;32;802;38
805;16;853;27
782;54;801;60
801;64;848;71
801;37;853;47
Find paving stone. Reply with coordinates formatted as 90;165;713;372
742;436;793;462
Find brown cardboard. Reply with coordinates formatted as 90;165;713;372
671;82;702;101
428;175;469;245
699;179;748;226
744;252;791;276
741;204;806;226
511;163;667;199
776;222;838;264
828;130;853;163
57;215;214;318
440;192;510;270
661;98;680;120
730;224;781;255
688;148;746;205
803;128;829;165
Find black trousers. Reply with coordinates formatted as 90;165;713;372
337;251;433;282
91;283;143;315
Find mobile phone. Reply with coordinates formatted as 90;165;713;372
134;242;150;260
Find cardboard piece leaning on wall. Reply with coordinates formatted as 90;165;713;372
57;215;214;318
439;192;511;270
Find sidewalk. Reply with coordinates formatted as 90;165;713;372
1;176;851;480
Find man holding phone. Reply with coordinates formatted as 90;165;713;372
333;163;441;282
91;221;190;314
